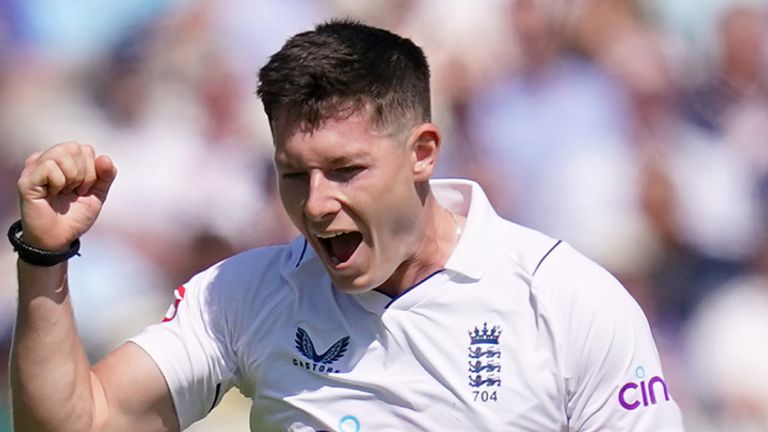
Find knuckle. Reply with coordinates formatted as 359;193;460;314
50;141;83;158
24;151;42;165
41;158;58;170
58;140;81;150
48;175;65;187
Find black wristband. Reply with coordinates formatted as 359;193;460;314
7;219;81;266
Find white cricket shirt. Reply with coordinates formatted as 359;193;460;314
130;179;684;431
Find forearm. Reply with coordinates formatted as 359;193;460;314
10;260;103;432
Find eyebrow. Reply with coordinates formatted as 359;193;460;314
326;153;369;167
274;152;371;171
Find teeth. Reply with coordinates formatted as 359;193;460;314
315;231;349;239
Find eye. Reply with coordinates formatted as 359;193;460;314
332;165;364;181
280;172;308;180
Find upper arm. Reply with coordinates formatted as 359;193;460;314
91;252;268;431
91;342;179;432
127;277;239;429
563;280;680;431
538;245;684;431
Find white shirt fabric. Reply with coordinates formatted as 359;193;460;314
130;179;684;431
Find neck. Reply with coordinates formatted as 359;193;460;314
375;197;462;298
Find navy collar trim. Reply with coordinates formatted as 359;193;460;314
384;269;445;309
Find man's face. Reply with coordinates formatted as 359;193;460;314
274;112;425;293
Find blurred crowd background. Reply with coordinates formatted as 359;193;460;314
1;0;767;430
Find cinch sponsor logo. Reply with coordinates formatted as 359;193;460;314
618;366;670;410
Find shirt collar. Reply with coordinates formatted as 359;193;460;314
432;178;499;281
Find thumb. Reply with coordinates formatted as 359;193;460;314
91;155;118;201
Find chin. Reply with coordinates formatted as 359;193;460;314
337;285;376;295
330;273;379;294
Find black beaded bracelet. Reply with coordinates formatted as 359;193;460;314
7;219;81;266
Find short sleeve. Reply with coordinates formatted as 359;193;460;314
538;244;684;431
129;269;237;430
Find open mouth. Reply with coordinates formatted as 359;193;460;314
316;231;363;265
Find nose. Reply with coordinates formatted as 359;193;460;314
304;171;342;221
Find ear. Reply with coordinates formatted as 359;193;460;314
409;123;441;182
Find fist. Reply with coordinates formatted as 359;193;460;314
17;142;117;251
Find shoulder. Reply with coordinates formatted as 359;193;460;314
536;239;641;327
491;219;565;278
188;244;289;289
180;239;304;317
503;220;627;299
493;220;640;322
533;240;625;298
505;226;654;367
210;244;293;285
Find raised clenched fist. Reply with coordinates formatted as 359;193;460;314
16;141;117;252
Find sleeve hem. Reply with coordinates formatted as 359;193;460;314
128;337;192;430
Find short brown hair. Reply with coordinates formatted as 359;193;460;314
257;18;431;134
